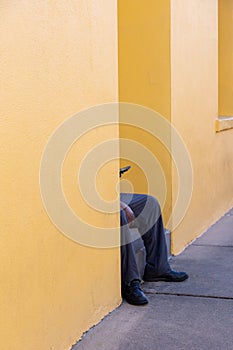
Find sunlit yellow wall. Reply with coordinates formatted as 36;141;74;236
219;0;233;116
118;0;233;255
0;1;120;349
171;0;233;253
118;0;172;223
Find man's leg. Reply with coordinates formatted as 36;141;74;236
142;213;171;276
120;209;148;305
120;209;140;283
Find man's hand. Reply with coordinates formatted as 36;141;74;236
120;201;135;224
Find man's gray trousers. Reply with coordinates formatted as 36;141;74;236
120;193;171;284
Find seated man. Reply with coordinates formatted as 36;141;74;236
120;193;188;305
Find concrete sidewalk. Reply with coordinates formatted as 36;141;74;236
72;208;233;350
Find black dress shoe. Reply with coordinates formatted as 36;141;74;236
143;269;189;282
122;280;148;305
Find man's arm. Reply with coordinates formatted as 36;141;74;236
120;201;135;224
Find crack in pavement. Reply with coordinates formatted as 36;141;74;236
143;290;233;300
192;244;233;248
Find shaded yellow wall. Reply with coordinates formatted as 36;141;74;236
0;1;120;349
118;0;172;223
171;0;233;253
219;0;233;116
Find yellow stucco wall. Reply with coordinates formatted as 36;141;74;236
219;0;233;116
118;0;233;254
171;0;233;253
2;1;233;346
0;1;120;349
118;0;172;223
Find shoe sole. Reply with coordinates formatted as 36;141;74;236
123;298;149;306
144;275;188;282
